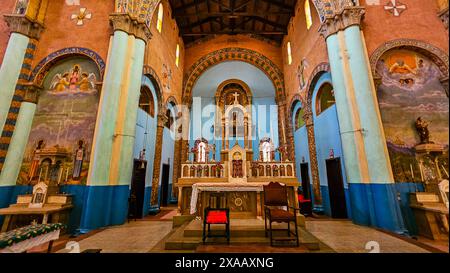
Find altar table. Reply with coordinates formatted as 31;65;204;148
190;182;292;216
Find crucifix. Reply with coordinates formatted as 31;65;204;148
232;92;240;105
384;0;407;17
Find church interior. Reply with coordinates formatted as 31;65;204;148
0;0;448;254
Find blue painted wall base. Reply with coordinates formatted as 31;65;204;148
348;182;408;234
78;185;130;233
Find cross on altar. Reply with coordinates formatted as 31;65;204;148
233;92;240;104
384;0;407;17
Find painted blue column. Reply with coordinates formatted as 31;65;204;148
0;101;36;186
0;33;29;138
80;15;150;231
321;6;405;233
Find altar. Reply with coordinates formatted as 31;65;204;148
176;90;299;219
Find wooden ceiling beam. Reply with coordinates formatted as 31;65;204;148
173;11;293;17
258;0;294;11
181;30;286;36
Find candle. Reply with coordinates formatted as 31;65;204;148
419;162;424;182
281;119;286;143
410;164;414;181
38;168;42;183
65;168;69;182
58;168;63;185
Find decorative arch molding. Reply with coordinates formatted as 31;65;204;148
215;79;253;101
288;94;303;128
305;62;331;107
369;39;449;80
183;47;285;104
166;96;178;108
30;47;106;86
143;64;164;115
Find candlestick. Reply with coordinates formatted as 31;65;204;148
410;164;414;181
441;165;449;177
65;168;69;182
281;119;286;144
58;168;63;185
38;168;42;183
419;162;424;182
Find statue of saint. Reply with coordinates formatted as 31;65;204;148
72;140;85;180
28;140;44;182
415;117;433;144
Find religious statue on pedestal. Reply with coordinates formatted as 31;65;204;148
415;117;433;144
28;140;45;182
72;140;85;180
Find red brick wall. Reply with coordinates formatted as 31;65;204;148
363;0;449;55
184;34;284;77
145;0;184;105
32;0;113;71
0;0;16;65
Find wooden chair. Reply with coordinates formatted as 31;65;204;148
202;193;230;244
263;182;299;246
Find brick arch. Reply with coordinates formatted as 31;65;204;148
182;47;285;105
305;62;331;108
369;38;449;80
288;94;303;129
143;64;164;115
29;47;106;86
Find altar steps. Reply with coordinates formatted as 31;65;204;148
164;219;324;251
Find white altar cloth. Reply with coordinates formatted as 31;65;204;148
0;230;60;253
189;182;283;214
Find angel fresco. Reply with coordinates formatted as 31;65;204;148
49;64;97;93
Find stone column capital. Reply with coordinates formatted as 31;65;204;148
157;112;169;127
22;83;42;104
319;6;365;39
109;13;152;43
3;14;44;39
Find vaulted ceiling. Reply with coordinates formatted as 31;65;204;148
168;0;298;45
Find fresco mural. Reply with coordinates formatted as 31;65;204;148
17;57;100;185
376;49;449;182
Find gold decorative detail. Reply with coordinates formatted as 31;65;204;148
71;7;92;26
109;13;152;43
319;6;365;39
3;14;44;39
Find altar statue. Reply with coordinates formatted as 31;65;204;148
232;152;243;178
72;140;85;180
415;117;433;144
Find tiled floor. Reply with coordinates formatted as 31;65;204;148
57;221;173;253
305;220;431;253
33;211;444;253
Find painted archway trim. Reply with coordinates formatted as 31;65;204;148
306;62;330;107
183;47;285;104
369;39;449;79
30;47;106;85
143;64;164;115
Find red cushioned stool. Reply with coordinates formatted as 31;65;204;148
202;193;230;244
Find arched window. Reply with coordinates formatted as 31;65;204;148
305;0;313;30
156;3;163;33
139;86;155;117
197;142;207;163
287;42;293;65
175;44;180;67
315;83;335;116
294;107;305;130
14;0;28;15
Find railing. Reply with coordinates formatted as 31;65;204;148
181;162;226;178
181;161;296;179
250;161;296;178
